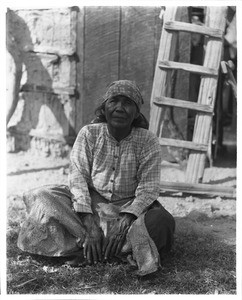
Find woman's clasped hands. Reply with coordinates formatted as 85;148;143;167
81;213;136;265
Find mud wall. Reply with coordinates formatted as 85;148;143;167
7;7;78;156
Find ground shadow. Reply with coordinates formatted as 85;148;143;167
7;215;236;294
142;216;236;294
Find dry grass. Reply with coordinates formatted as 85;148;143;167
7;197;236;295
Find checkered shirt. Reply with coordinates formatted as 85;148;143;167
68;123;162;217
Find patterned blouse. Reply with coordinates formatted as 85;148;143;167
68;123;162;217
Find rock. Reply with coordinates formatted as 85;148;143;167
185;196;194;202
211;205;220;213
59;167;66;175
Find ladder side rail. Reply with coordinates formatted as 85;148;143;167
185;7;228;183
149;7;181;136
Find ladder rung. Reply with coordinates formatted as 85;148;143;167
159;137;208;152
160;181;236;198
153;96;214;113
164;21;223;39
159;61;218;76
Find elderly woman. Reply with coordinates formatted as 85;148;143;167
18;80;175;276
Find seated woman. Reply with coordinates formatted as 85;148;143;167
17;80;175;276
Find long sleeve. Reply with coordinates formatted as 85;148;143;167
68;126;94;214
120;135;162;217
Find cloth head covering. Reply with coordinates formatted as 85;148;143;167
103;80;144;110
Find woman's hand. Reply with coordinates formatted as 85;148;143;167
102;213;136;261
80;213;103;265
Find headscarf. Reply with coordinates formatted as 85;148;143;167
103;80;144;111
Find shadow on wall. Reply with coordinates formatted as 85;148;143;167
6;8;76;154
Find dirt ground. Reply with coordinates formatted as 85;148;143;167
6;126;236;248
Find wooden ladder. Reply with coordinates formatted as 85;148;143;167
149;6;235;198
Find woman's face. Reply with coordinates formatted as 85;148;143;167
104;95;139;131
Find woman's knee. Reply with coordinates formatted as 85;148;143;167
24;186;59;214
145;207;175;253
145;207;175;231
